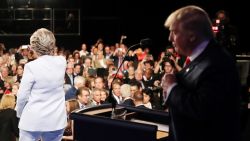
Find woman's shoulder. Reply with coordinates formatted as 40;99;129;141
53;55;66;62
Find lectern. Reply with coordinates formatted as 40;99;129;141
70;104;169;141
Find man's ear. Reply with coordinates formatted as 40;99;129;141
190;36;196;42
189;32;196;42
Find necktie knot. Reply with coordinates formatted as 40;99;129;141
184;57;191;67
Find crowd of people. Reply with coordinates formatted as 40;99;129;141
0;5;243;141
0;28;182;140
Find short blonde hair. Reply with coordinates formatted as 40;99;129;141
0;94;16;110
30;28;55;56
120;84;131;98
164;5;214;39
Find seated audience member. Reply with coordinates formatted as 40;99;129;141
65;63;75;86
73;63;82;76
107;75;115;89
120;84;134;106
11;83;19;96
65;76;86;100
142;88;154;109
76;87;90;109
15;45;29;64
110;81;123;104
94;77;105;89
13;64;25;84
123;66;136;84
130;81;141;98
90;88;101;106
134;69;145;89
133;91;148;109
79;43;89;57
85;76;95;91
63;99;80;141
142;68;156;89
0;94;19;141
93;51;107;68
100;89;108;104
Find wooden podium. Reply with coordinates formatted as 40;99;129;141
70;104;169;141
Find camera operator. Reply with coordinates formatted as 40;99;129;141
213;10;239;56
154;46;183;74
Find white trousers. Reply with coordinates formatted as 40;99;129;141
19;129;64;141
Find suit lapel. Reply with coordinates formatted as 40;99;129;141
177;40;217;88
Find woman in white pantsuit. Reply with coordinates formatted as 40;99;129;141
15;28;67;141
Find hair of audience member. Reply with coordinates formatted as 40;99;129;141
66;99;80;114
120;84;131;98
111;80;122;89
90;88;101;101
161;58;176;69
30;28;56;56
0;94;16;110
142;88;154;100
74;76;86;86
130;80;141;90
133;91;143;102
76;87;90;97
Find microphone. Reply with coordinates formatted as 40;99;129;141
140;38;152;48
126;38;152;50
108;38;152;109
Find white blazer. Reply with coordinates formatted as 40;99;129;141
15;55;67;131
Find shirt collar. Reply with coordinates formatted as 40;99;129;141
112;94;122;103
78;102;86;108
189;40;209;61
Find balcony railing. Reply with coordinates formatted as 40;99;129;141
0;8;80;36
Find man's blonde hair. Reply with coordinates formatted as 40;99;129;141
164;5;214;39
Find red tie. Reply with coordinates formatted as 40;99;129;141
184;57;191;67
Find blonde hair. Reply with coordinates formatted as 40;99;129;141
164;5;214;39
120;84;131;98
0;94;16;110
30;28;55;56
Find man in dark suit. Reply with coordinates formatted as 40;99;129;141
65;63;75;86
164;5;240;141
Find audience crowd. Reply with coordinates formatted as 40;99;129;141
0;38;185;140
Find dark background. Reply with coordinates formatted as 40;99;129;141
0;0;246;56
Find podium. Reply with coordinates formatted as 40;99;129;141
70;104;169;141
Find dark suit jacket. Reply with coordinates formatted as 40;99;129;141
0;108;19;141
65;86;77;101
110;55;131;68
136;105;148;109
122;98;135;106
167;40;240;141
65;73;74;86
